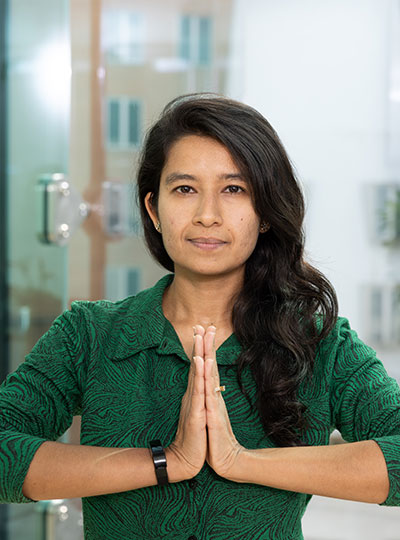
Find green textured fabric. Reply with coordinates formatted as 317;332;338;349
1;273;400;539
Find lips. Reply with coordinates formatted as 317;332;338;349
189;237;227;244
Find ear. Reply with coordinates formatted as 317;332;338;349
144;192;159;228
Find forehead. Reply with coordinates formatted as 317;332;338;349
162;135;240;173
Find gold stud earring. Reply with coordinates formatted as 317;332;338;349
155;221;162;233
259;222;270;233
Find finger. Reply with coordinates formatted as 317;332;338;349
204;325;216;360
188;326;205;396
191;325;205;356
193;325;205;360
192;355;205;405
204;326;220;395
194;324;205;337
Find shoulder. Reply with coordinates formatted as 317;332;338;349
55;274;173;359
317;316;375;359
64;277;168;330
312;316;380;383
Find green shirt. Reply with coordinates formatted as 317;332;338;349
1;273;400;540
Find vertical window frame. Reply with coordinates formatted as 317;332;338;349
0;0;9;533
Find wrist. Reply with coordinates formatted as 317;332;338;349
224;447;251;483
164;446;195;483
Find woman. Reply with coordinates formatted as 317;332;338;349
0;93;399;540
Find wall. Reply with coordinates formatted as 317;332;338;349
230;0;400;370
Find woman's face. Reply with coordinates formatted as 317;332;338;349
144;135;261;280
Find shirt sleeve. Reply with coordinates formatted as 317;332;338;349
329;318;400;507
0;302;89;504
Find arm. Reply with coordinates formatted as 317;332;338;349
0;303;186;503
225;318;400;506
226;439;389;504
0;304;86;503
22;441;184;500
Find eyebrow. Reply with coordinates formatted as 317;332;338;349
164;172;247;186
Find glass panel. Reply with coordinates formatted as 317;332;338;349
3;0;236;537
100;0;235;302
5;0;70;538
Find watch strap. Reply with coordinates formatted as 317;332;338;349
149;439;169;486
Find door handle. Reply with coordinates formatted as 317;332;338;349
36;174;141;245
36;173;90;246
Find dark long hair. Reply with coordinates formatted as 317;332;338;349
137;93;338;447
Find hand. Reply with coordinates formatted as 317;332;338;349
202;325;245;479
166;326;207;480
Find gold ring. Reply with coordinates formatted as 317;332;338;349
215;385;226;393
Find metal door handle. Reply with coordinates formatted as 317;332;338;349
36;174;141;245
36;173;90;246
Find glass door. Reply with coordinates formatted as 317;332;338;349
4;0;70;538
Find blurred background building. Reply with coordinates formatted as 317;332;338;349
0;0;399;538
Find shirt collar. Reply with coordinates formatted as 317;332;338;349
111;273;241;365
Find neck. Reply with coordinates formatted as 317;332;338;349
162;270;244;331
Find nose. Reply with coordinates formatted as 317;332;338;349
192;192;222;227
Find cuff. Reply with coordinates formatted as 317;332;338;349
372;436;400;507
0;430;47;503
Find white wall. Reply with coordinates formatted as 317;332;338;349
230;0;397;344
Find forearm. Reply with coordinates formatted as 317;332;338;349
22;441;184;500
229;440;389;504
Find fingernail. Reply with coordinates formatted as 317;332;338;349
209;325;216;332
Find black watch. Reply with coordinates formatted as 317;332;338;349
149;439;169;486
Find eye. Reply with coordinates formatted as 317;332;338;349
175;185;195;194
225;185;245;194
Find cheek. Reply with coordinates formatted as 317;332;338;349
240;215;260;236
240;218;260;251
163;216;182;238
159;217;184;255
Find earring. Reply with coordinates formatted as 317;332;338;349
259;222;270;233
155;221;162;233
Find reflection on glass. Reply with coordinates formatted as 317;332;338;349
68;0;235;307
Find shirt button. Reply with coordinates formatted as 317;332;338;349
189;479;197;489
161;340;168;349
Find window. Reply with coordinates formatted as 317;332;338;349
102;9;145;65
179;15;212;66
106;97;142;149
